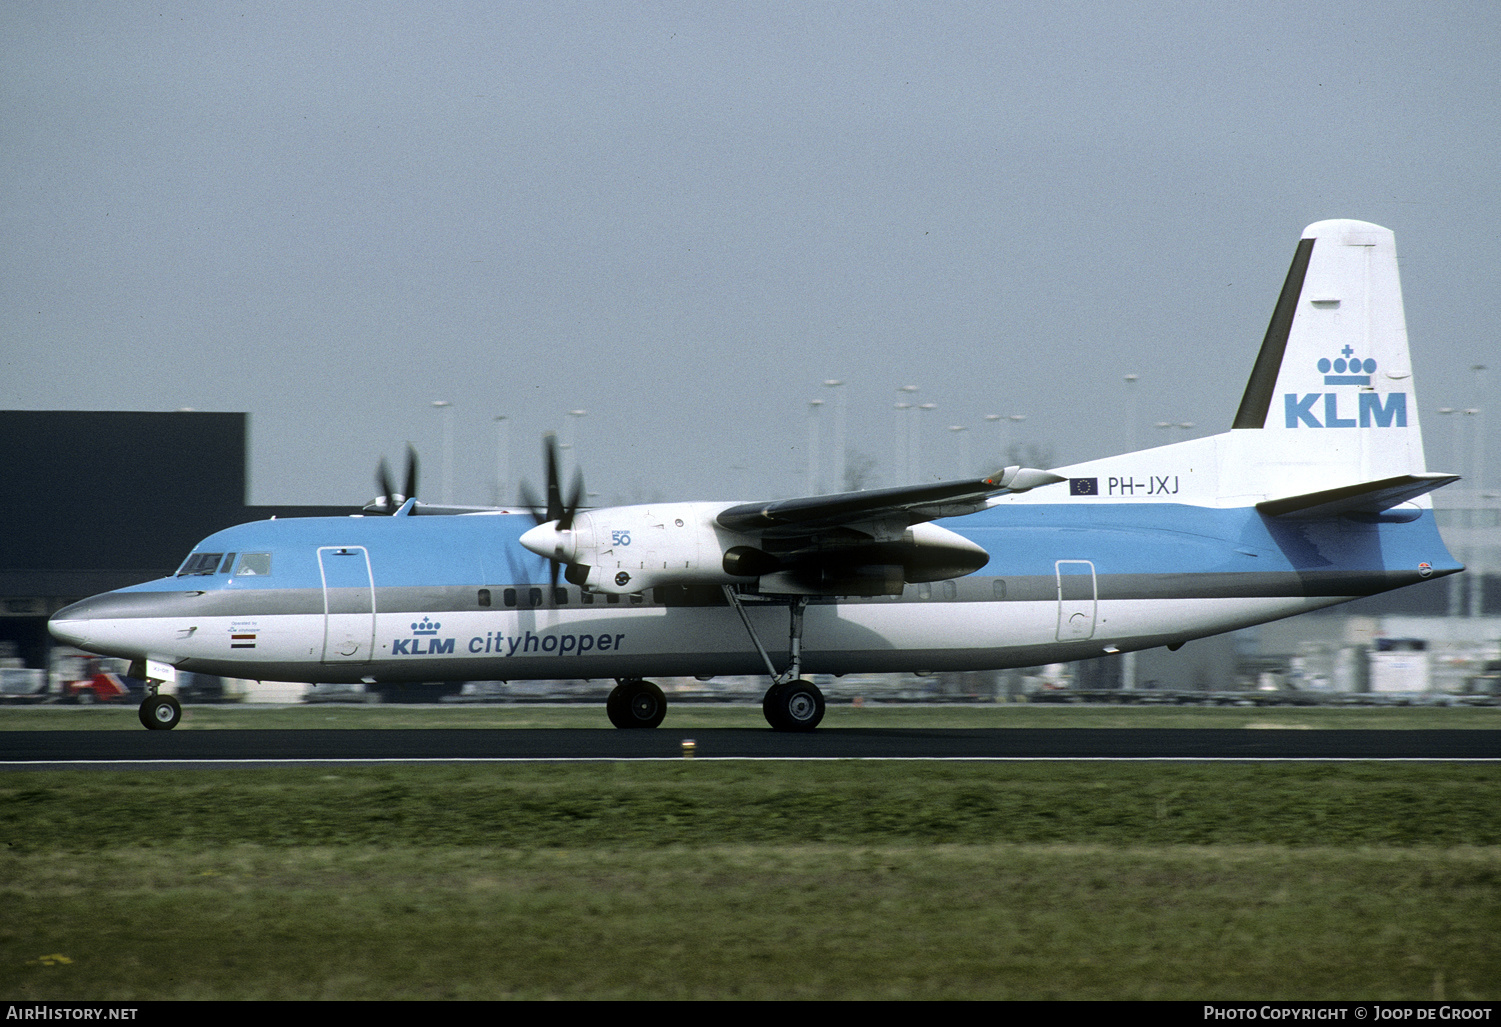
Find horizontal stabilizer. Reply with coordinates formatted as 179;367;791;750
717;467;1064;535
1255;473;1459;519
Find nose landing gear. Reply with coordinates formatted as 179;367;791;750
139;693;182;731
128;659;182;731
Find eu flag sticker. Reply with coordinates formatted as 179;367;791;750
1069;478;1098;496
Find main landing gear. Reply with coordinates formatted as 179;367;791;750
762;678;826;732
601;589;829;732
723;587;827;732
607;678;667;729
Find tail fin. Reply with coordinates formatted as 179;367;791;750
1230;220;1431;484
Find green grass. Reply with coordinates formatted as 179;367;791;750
4;843;1496;1000
3;701;1500;730
2;763;1499;999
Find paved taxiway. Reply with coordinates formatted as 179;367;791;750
3;728;1498;766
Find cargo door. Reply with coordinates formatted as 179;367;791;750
1055;560;1097;641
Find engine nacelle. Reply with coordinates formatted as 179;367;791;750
521;503;990;597
525;502;754;595
754;522;990;595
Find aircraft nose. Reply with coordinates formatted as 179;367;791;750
48;599;99;649
47;591;188;660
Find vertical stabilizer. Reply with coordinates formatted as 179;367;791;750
1230;220;1428;484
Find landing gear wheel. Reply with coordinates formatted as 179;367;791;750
763;679;825;732
139;694;182;731
606;679;666;729
762;681;790;726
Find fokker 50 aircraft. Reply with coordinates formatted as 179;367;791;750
50;220;1462;731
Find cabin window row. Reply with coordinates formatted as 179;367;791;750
480;585;734;608
912;580;1006;600
490;587;645;608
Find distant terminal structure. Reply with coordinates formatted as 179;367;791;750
0;411;348;674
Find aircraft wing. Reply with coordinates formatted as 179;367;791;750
1255;472;1459;519
716;466;1065;536
361;498;518;516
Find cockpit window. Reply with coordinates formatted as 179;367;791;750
234;553;272;576
177;553;224;576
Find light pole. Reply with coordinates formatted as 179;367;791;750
916;403;937;481
1470;364;1487;495
1437;407;1465;617
807;399;824;494
949;425;969;479
898;386;919;483
1006;414;1027;465
493;415;509;507
1437;408;1461;476
984;414;1002;469
1465;409;1480;493
823;380;846;492
894;402;913;483
1466;390;1484;619
566;409;587;481
432;400;454;505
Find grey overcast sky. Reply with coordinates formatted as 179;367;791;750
4;1;1499;507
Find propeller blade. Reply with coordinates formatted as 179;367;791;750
376;458;396;514
518;430;589;587
517;480;546;526
543;432;563;524
560;466;585;531
403;444;419;505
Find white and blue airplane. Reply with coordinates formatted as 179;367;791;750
49;219;1462;731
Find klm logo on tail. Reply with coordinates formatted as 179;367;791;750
1285;346;1406;428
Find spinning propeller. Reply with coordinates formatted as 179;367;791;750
517;432;586;587
368;444;420;515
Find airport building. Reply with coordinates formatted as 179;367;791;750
0;411;347;681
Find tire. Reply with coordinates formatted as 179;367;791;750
606;679;666;729
762;681;790;728
606;685;629;728
764;679;825;732
139;694;182;731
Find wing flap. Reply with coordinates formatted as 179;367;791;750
716;467;1064;535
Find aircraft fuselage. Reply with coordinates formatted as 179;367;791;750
49;495;1456;685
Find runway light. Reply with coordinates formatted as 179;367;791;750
681;738;696;759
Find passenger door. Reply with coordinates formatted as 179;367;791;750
318;546;375;664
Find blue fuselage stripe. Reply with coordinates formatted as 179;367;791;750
109;503;1459;596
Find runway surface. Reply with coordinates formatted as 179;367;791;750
3;728;1498;766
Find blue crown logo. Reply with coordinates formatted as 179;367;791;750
412;617;441;635
1318;346;1375;385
